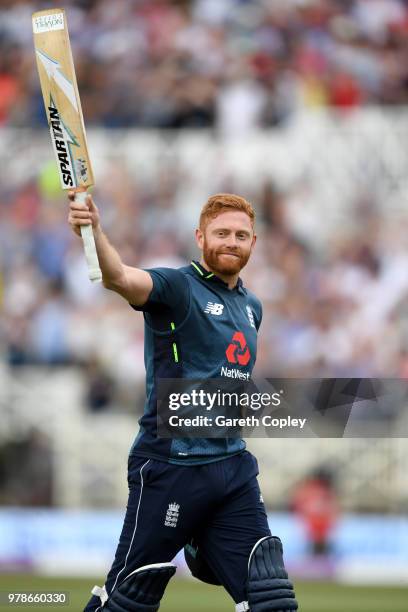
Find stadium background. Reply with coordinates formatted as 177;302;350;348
1;0;408;610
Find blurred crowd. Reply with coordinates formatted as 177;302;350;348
1;0;408;132
1;0;408;413
1;141;408;409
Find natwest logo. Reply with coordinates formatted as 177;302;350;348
225;331;251;366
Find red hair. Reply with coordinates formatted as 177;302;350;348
199;193;255;230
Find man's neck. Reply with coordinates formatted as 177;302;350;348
199;258;239;290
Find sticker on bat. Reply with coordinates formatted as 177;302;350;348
75;157;89;184
48;99;78;188
33;13;64;34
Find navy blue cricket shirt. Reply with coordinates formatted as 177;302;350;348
130;260;262;465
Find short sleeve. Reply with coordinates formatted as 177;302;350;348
130;268;190;325
256;301;263;331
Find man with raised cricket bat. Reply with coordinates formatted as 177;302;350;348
34;7;297;612
69;191;298;612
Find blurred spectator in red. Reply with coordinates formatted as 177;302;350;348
0;72;19;125
329;71;363;108
291;468;339;556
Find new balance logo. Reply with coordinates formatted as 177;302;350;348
164;502;180;528
204;302;224;315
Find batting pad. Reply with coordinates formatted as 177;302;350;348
93;562;176;611
247;536;298;611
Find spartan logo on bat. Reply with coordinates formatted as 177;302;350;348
47;97;78;188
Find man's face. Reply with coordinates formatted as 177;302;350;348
195;210;256;275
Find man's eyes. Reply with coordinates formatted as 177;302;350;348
216;231;247;239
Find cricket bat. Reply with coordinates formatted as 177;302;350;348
32;8;102;283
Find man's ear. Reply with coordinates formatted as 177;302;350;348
195;228;204;250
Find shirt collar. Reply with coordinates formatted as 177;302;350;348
191;261;246;294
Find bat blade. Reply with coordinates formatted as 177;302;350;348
33;8;94;191
33;8;101;282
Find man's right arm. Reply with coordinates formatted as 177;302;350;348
68;192;153;306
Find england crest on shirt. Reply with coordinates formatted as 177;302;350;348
246;305;255;328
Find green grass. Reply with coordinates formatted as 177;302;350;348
0;574;407;612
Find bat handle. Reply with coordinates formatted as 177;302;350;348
75;191;102;283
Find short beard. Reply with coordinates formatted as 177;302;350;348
202;239;251;276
